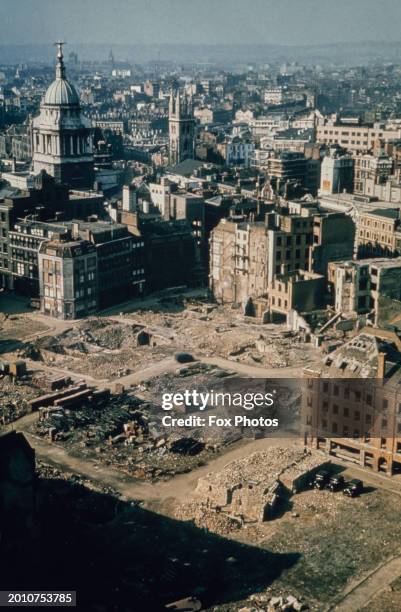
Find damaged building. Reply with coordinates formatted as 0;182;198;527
209;204;354;313
302;328;401;475
328;257;401;327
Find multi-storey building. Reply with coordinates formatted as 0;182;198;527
356;208;401;258
302;329;401;475
319;149;354;195
268;270;325;322
328;257;401;326
39;239;98;319
353;152;393;195
9;220;68;296
216;135;255;167
71;221;145;307
316;118;401;153
310;211;356;276
209;207;355;308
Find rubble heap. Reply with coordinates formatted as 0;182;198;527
192;448;327;524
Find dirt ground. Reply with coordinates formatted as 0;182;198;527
362;575;401;611
177;483;401;610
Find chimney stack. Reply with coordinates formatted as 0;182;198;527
377;351;386;379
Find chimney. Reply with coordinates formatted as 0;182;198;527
72;222;80;239
377;352;386;379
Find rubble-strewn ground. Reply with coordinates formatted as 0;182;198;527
0;375;41;424
18;299;320;381
27;365;302;482
28;365;251;480
23;316;175;380
177;477;401;610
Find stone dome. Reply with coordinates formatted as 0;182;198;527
44;78;80;106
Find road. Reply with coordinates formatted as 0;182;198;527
16;423;295;504
330;554;401;611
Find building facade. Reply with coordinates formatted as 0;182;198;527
38;239;98;319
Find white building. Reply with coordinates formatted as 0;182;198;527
319;149;354;196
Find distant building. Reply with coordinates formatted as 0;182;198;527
217;135;255;167
120;209;199;291
32;43;94;189
316;118;401;153
144;81;160;98
10;219;69;297
357;208;401;258
353;152;393;195
319;148;354;196
168;91;195;166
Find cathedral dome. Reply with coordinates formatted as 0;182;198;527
43;42;80;107
44;78;79;106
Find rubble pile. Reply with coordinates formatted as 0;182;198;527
239;592;309;611
290;488;348;521
0;375;41;424
198;448;317;490
30;392;220;481
175;501;242;535
33;397;137;444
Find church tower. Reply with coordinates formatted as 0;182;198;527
168;91;195;166
32;43;94;189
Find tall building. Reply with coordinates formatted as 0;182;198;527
319;148;354;196
168;91;195;166
32;43;94;189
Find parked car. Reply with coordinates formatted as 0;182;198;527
174;352;195;363
343;479;363;497
328;474;345;492
312;470;330;490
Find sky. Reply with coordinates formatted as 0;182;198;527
0;0;400;47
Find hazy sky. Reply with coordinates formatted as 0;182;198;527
0;0;400;46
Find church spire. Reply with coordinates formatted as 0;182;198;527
55;41;66;80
